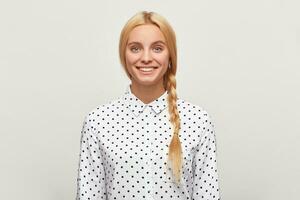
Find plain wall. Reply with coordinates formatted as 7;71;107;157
1;0;299;199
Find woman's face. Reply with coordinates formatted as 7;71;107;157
125;24;170;87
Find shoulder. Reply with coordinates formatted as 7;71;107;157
177;97;211;118
83;96;123;123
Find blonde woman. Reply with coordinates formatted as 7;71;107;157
76;11;221;200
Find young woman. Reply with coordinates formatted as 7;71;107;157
76;11;221;200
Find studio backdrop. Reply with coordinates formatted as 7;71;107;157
0;0;299;200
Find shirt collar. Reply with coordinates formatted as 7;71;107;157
123;84;168;117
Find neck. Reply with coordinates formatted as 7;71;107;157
130;82;166;104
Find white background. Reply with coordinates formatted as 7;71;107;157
1;0;299;199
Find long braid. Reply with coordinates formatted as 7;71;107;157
165;72;182;185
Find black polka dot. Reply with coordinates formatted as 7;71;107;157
76;84;221;200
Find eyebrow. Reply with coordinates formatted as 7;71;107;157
127;40;166;46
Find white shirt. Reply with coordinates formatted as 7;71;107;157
76;84;221;200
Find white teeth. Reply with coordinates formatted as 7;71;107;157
139;67;154;72
137;67;156;72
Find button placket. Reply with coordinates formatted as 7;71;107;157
140;105;151;199
144;105;155;199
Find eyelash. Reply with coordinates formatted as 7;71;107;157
130;46;163;53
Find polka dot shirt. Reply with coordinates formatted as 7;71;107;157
76;84;221;200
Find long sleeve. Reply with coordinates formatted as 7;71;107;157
76;115;107;200
192;112;221;200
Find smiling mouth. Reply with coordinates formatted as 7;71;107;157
136;66;158;72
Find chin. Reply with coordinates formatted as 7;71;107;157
133;77;163;87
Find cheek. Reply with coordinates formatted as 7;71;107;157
155;53;169;65
125;52;140;65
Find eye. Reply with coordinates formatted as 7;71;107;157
153;46;163;53
130;46;140;53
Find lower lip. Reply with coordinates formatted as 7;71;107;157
137;67;156;75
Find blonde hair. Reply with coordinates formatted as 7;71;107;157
118;11;182;184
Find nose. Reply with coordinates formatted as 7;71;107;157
141;49;152;63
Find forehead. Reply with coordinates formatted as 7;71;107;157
127;24;166;44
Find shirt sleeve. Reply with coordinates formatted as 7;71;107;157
192;111;221;200
76;115;107;200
